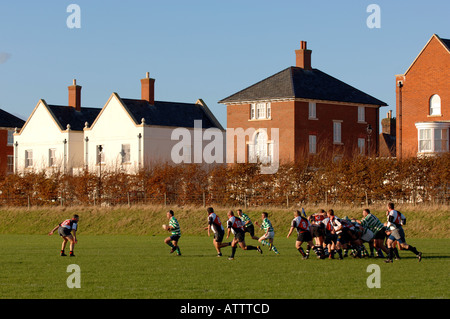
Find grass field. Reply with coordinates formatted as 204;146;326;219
0;234;448;299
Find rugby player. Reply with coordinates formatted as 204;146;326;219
226;211;262;260
255;212;279;254
356;209;389;258
287;210;323;259
384;203;422;263
164;210;182;256
48;214;79;257
205;207;231;257
237;209;259;241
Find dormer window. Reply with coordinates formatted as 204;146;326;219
429;94;441;116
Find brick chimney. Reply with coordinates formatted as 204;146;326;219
68;79;81;111
381;110;396;135
295;41;312;70
141;72;155;104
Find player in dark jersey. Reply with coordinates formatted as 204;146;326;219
287;210;324;259
48;214;79;256
226;211;262;260
205;207;231;257
308;209;326;258
237;209;259;241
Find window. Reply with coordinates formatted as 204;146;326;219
416;123;449;154
434;129;448;152
25;150;33;168
418;129;432;152
49;148;56;167
248;130;272;163
309;135;317;154
429;94;441;116
308;102;316;119
96;145;105;164
250;104;255;119
333;121;342;144
358;106;365;123
121;144;131;163
358;138;365;155
7;131;14;145
7;155;13;174
250;102;271;120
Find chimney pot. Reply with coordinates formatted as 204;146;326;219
295;40;312;70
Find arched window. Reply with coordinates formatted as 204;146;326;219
430;94;441;116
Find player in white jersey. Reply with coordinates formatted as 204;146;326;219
205;207;231;257
384;203;422;263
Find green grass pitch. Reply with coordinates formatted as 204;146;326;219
0;234;448;299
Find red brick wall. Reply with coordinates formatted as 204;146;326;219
226;100;380;163
396;35;450;158
0;129;13;176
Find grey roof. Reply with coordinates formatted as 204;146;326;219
440;38;450;50
0;108;25;128
47;105;101;131
120;99;220;129
219;66;388;106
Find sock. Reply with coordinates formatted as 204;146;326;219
69;251;74;255
337;249;343;258
271;245;279;254
408;245;419;255
298;247;306;257
388;248;394;260
167;242;174;248
230;246;237;258
260;240;270;246
393;248;400;258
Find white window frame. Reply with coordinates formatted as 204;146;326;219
250;102;271;120
25;150;33;168
309;135;317;154
429;94;441;116
358;106;365;123
333;121;342;144
308;102;317;119
416;122;450;154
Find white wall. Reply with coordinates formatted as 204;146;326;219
14;101;84;174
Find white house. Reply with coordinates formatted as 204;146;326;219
13;80;100;174
14;74;225;175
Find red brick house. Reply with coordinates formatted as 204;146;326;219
220;41;387;164
0;109;25;175
395;34;450;158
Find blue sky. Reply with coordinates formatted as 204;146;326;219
0;0;449;128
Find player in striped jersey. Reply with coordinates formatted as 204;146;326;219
164;210;181;256
255;212;279;254
226;211;262;260
357;209;388;258
206;207;231;257
237;209;259;241
48;214;79;257
384;203;422;263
